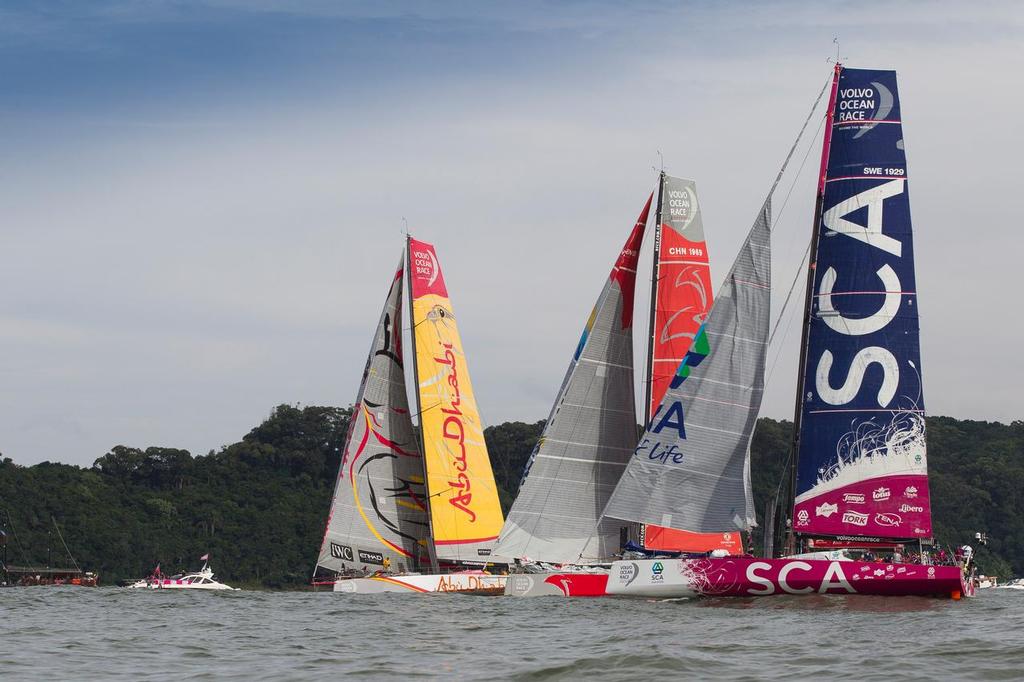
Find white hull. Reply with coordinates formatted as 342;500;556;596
126;564;238;591
128;580;237;591
606;560;699;598
332;573;506;594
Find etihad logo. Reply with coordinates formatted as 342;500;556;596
874;513;902;528
815;503;838;518
904;486;918;499
899;504;924;513
872;487;891;502
842;493;865;504
842;511;869;527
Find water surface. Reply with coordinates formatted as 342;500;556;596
2;587;1020;680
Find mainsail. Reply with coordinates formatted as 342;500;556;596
493;197;650;564
646;174;714;421
407;238;505;563
791;66;931;540
642;173;736;552
602;199;771;533
316;260;430;575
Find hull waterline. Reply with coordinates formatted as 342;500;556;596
504;572;609;597
333;573;506;594
606;557;973;599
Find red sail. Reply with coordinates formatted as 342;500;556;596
647;175;714;420
641;174;723;554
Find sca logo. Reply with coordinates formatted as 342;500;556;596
651;561;665;582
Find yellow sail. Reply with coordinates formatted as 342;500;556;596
407;237;505;563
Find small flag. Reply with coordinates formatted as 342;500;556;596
200;553;209;561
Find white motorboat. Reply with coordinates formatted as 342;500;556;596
995;578;1024;590
127;563;238;591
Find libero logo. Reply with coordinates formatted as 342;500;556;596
842;511;869;527
899;504;924;513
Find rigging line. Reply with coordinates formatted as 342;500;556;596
769;240;813;350
5;509;33;566
770;112;827;235
762;70;834;214
52;516;80;572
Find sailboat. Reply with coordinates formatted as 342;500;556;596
499;173;736;597
605;64;973;599
313;237;508;594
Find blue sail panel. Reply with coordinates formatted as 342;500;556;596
794;68;931;540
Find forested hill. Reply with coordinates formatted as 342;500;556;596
1;405;1021;586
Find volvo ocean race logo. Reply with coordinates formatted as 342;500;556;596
618;562;639;587
816;503;838;518
665;185;698;232
837;80;894;138
842;511;869;527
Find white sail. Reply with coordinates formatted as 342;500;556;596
315;258;430;575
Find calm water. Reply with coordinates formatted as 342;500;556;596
2;587;1022;680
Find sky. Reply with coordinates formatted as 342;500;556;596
2;1;1022;466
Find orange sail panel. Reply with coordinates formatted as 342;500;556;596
643;175;728;553
642;526;744;554
647;175;714;419
407;238;505;563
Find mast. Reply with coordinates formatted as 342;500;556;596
784;63;842;556
643;171;665;427
406;234;441;574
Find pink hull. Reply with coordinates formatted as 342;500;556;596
607;556;973;599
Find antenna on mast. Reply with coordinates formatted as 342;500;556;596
401;216;410;237
829;36;845;64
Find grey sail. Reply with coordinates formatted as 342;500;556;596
315;258;430;575
602;198;771;533
493;198;650;564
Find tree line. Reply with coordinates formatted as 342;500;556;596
1;405;1020;586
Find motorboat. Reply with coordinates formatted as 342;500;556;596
127;562;238;591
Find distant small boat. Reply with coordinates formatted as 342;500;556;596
127;559;238;591
995;579;1024;591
